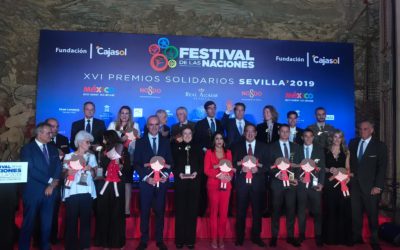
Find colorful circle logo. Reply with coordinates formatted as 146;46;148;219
148;37;178;72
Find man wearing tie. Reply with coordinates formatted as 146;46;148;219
222;101;250;148
268;124;301;247
45;118;70;244
307;107;335;149
134;115;173;250
171;107;196;142
19;122;62;250
232;124;268;247
70;101;106;150
295;129;325;247
349;121;387;250
287;111;304;145
194;100;223;152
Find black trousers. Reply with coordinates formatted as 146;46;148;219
236;186;263;242
139;181;168;243
174;181;200;245
351;180;380;244
297;186;322;236
271;186;296;238
65;193;93;250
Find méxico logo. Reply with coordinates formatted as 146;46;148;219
148;37;179;72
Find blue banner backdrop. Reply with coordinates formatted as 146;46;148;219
36;30;355;141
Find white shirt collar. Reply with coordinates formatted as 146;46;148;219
148;133;159;140
35;139;46;149
361;136;372;144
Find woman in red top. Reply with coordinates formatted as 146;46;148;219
204;132;233;248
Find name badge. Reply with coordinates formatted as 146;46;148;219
185;165;191;175
96;168;103;178
312;177;319;187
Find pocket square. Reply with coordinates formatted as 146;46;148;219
368;155;377;158
61;145;68;148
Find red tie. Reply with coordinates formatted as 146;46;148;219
248;143;253;155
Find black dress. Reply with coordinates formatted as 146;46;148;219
94;145;128;248
172;141;203;246
322;149;352;245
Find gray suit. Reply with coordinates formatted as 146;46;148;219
307;123;335;149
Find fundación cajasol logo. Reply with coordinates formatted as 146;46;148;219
148;37;179;72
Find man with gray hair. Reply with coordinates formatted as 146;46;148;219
171;106;195;142
348;120;387;250
19;122;62;250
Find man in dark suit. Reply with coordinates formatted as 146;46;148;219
256;105;280;218
194;100;223;152
222;101;250;148
295;129;325;247
144;109;171;139
133;115;173;250
170;106;195;142
256;105;280;144
46;118;70;244
70;101;106;150
232;124;268;247
268;124;301;247
349;121;387;250
19;122;62;250
287;111;304;145
307;107;335;149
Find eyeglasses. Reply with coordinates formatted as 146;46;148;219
84;141;91;145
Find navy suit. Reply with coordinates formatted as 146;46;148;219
221;113;249;148
133;134;173;244
19;141;62;250
70;118;106;150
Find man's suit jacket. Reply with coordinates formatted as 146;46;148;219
20;141;62;199
221;113;250;148
290;127;304;145
50;134;70;155
70;118;106;150
256;122;280;144
232;140;268;191
307;123;335;149
268;141;300;190
295;144;326;187
194;117;223;150
133;134;173;183
349;138;387;194
170;121;196;140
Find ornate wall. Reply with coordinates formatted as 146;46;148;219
1;0;396;210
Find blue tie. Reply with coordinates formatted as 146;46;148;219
283;143;289;159
238;121;243;135
305;146;310;159
358;140;365;161
42;144;49;164
85;119;91;133
210;119;216;134
152;137;157;155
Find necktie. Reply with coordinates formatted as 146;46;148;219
305;146;310;159
268;124;273;142
320;125;324;131
283;143;289;159
152;137;157;155
42;144;49;164
238;121;243;135
248;143;253;155
85;119;91;133
210;119;216;134
358;140;365;161
51;137;55;144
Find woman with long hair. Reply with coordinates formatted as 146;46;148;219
204;132;233;248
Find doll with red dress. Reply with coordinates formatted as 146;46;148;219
214;159;235;190
99;144;124;197
63;154;86;188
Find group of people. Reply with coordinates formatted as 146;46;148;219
9;100;387;250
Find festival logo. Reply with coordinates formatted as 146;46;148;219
148;37;179;72
241;89;263;102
